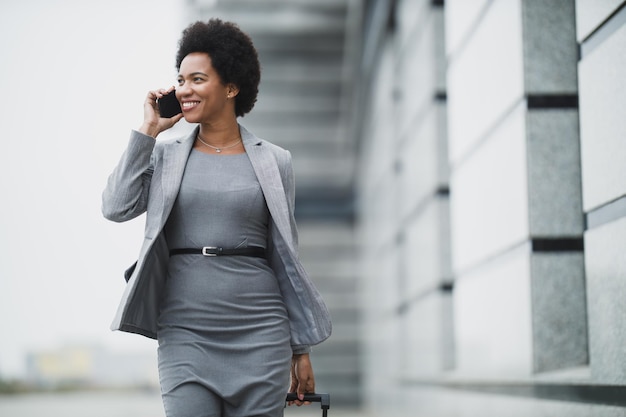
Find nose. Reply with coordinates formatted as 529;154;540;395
177;81;191;97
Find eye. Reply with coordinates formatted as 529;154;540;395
177;78;184;86
193;77;204;83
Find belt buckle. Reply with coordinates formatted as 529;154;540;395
202;246;220;256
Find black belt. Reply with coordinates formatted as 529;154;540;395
169;246;266;258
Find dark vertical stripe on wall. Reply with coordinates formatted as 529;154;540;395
526;94;578;108
531;238;584;252
432;0;444;6
579;2;626;59
436;186;450;196
434;91;447;102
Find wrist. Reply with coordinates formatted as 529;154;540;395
138;122;160;138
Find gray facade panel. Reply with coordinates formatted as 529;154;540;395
447;0;524;162
526;109;584;236
575;0;625;41
579;22;626;211
530;253;588;373
445;0;491;56
522;0;579;94
585;217;626;383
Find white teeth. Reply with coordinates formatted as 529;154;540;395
182;102;198;108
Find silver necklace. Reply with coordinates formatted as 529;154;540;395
197;134;242;153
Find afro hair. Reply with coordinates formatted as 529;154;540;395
176;19;261;117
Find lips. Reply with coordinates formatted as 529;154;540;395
181;101;200;111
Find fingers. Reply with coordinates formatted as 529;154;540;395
155;86;175;94
287;356;316;407
297;378;314;406
149;87;175;99
139;87;181;137
153;86;176;103
287;363;298;406
170;112;184;123
145;87;176;111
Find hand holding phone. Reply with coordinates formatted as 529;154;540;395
157;91;182;118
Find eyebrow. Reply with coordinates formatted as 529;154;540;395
178;72;209;78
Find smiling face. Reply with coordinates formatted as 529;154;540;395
175;52;238;124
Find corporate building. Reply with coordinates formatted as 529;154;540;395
189;1;626;414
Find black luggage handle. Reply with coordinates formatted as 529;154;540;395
285;393;330;416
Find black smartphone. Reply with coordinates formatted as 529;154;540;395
158;91;182;118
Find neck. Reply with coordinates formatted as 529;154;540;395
198;120;240;147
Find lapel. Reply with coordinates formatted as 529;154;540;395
240;125;293;247
160;126;197;225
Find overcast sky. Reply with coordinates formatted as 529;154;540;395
0;0;195;377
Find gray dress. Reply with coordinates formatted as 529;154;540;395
157;149;292;417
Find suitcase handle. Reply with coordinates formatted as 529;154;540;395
285;393;330;416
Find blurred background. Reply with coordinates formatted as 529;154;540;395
1;0;625;415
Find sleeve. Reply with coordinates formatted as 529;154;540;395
101;130;157;222
277;149;313;354
280;149;299;251
291;345;312;355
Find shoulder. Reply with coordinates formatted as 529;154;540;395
260;139;291;160
158;133;191;148
259;140;293;178
240;123;292;163
153;129;195;154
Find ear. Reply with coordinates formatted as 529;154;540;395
226;83;240;98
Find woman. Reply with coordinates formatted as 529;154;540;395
102;19;331;417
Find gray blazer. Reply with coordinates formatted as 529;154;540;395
102;124;331;353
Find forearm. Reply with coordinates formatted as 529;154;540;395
102;130;156;222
